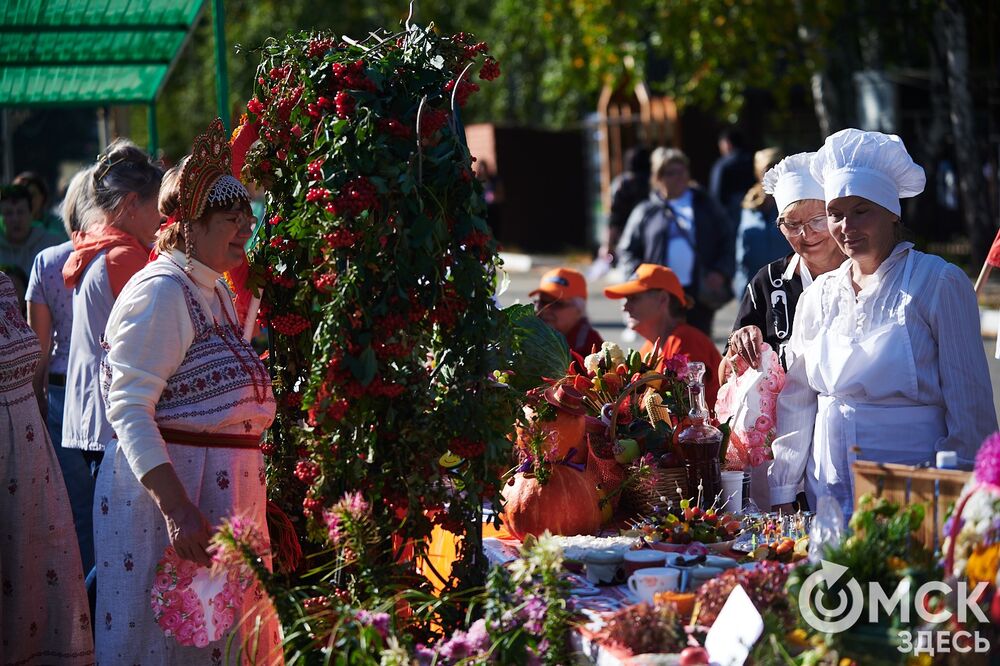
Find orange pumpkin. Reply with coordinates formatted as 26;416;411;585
515;405;586;464
501;466;603;540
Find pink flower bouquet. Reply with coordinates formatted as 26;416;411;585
715;343;785;469
150;546;254;647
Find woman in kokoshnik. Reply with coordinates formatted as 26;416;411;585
95;119;282;664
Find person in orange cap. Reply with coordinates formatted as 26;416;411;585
530;267;604;358
605;263;722;408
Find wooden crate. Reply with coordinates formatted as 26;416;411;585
852;461;971;551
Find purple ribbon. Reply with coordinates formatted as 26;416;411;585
516;447;586;474
557;447;587;472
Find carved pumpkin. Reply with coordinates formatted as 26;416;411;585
515;405;586;464
501;466;603;540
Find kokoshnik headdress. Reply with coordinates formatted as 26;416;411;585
177;117;251;221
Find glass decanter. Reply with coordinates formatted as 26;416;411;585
676;361;723;509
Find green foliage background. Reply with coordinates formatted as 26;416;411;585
137;0;847;158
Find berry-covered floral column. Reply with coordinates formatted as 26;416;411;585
239;24;513;601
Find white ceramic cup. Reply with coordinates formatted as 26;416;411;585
623;549;668;576
720;470;745;513
627;567;680;604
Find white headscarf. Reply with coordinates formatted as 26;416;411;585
762;152;825;215
810;128;925;216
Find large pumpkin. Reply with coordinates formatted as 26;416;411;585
501;466;603;540
515;405;586;464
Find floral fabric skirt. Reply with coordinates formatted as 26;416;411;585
0;387;94;665
94;439;282;665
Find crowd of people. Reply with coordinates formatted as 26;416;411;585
1;119;279;664
0;120;997;663
537;127;997;520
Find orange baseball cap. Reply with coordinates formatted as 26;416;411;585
604;263;689;306
529;268;588;301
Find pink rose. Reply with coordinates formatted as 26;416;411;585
181;589;199;612
193;629;210;648
746;430;764;448
754;414;774;433
161;610;183;632
154;573;172;591
215;608;236;633
212;594;228;612
164;589;183;608
748;447;770;467
176;621;196;644
758;395;775;414
763;372;782;394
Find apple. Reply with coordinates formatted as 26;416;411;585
614;438;640;464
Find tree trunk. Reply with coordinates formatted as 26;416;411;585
937;0;994;269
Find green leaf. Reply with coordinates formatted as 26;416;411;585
347;346;377;385
409;214;435;247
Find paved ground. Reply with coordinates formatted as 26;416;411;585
496;254;1000;415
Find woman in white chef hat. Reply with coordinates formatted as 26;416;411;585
768;128;997;518
724;152;845;374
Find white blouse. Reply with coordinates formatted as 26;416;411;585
769;242;998;504
104;251;273;479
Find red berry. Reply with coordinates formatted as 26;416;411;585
294;460;320;484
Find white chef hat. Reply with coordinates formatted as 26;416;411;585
762;152;825;215
810;128;925;216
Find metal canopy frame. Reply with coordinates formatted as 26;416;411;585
0;0;232;154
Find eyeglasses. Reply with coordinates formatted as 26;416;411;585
778;214;828;236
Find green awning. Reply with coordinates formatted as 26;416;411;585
0;0;206;107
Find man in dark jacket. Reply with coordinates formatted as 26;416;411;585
602;146;651;263
709;127;756;229
616;147;734;336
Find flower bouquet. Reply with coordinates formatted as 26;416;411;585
568;342;695;511
715;343;784;471
942;432;1000;626
150;543;256;648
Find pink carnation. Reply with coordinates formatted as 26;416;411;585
663;353;690;378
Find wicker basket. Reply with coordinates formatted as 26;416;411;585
633;466;689;514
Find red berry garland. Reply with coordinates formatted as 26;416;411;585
270;313;311;336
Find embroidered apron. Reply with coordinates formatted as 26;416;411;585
802;249;945;517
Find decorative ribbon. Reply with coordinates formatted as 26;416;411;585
516;447;586;474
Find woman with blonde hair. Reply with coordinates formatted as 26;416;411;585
62;140;164;476
95;119;280;662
